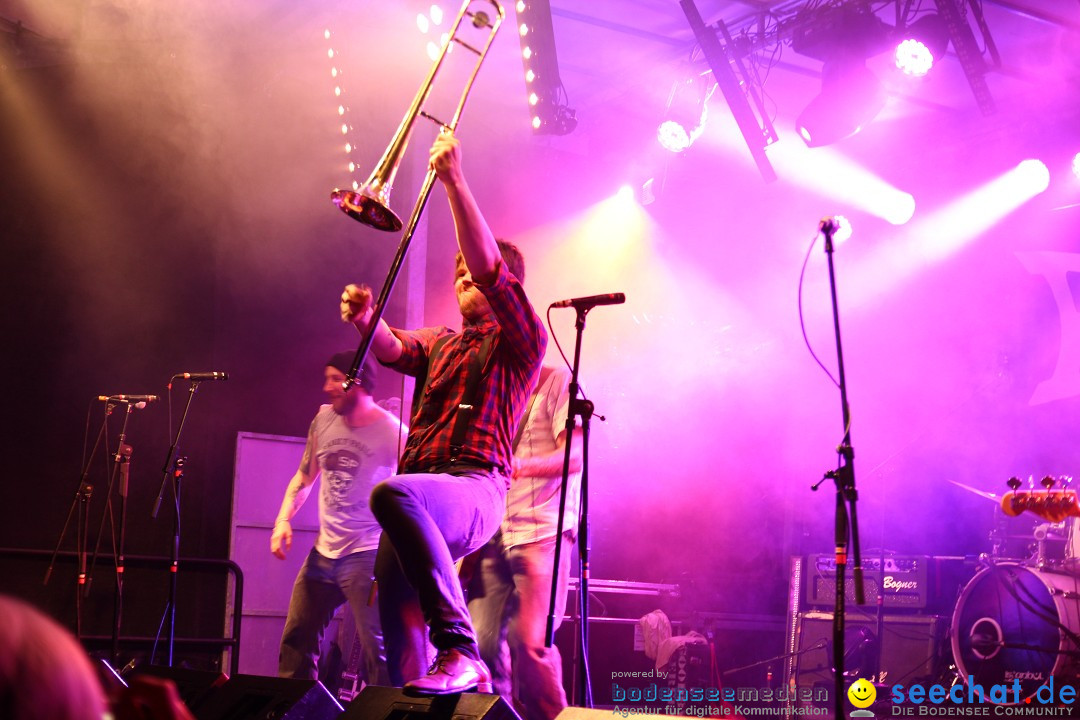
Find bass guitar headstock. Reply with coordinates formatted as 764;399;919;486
1001;475;1078;523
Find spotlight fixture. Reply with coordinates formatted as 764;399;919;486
894;14;950;77
514;0;576;135
824;215;853;243
656;75;713;153
791;4;890;147
796;58;886;148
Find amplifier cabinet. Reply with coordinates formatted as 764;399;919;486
794;612;944;689
806;554;929;609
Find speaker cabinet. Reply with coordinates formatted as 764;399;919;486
794;612;943;688
126;665;228;715
196;675;343;720
341;685;520;720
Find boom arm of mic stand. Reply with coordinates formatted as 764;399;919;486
153;383;200;519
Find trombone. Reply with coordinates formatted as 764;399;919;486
331;0;505;391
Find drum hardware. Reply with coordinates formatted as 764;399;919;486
951;562;1080;703
968;618;1004;660
955;477;1080;571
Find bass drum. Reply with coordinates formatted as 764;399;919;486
952;562;1080;702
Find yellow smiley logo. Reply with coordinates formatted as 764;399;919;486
848;678;876;709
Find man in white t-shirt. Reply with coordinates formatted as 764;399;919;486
271;352;406;686
467;364;583;720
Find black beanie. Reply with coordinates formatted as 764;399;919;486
327;351;377;395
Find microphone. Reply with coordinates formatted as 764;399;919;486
98;395;157;409
172;372;229;381
98;395;159;404
550;293;626;310
819;216;840;234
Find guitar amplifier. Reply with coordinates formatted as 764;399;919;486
805;554;929;609
794;612;944;688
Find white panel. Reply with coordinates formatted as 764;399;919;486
228;431;326;675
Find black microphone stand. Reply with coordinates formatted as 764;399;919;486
45;401;115;638
84;401;138;664
810;219;865;720
545;304;600;708
151;380;201;666
111;440;133;665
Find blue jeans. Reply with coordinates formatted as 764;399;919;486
370;468;506;686
468;531;574;720
278;547;389;687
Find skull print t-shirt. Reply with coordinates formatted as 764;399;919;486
311;403;405;558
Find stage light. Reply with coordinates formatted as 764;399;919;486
657;121;693;154
790;4;892;148
1016;158;1050;193
885;192;917;226
796;59;886;147
656;76;711;154
513;0;576;135
1072;152;1080;181
895;14;949;77
834;216;853;243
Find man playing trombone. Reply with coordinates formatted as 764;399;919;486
340;129;546;695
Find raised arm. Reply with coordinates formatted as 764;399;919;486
341;283;404;364
429;129;501;285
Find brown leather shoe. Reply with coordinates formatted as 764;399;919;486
403;649;493;696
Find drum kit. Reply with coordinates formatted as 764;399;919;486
949;476;1080;703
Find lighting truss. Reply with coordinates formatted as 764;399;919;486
684;0;1008;157
680;0;779;182
513;0;577;135
934;0;998;116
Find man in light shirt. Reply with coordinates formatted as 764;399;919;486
468;364;583;720
271;352;405;687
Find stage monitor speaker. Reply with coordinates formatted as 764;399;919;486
126;665;228;715
196;675;343;720
794;612;943;688
341;685;520;720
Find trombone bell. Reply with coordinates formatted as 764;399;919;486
331;188;403;232
332;0;504;235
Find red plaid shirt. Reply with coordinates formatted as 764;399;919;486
387;262;546;476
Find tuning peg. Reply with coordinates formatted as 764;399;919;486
1042;475;1056;490
1007;476;1022;491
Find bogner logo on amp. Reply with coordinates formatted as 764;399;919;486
806;554;929;609
881;575;919;591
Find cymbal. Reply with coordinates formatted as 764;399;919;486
950;480;999;502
